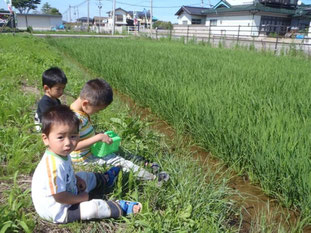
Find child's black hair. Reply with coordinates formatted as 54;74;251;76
42;105;79;136
80;79;113;107
42;67;67;88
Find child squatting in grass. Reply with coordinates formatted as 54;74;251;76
35;67;67;131
70;78;169;182
31;105;142;223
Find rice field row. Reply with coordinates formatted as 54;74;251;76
48;37;311;217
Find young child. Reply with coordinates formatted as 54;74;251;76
70;79;169;182
31;105;142;224
34;67;67;131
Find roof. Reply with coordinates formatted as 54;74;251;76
0;10;11;14
128;10;150;18
202;3;296;15
175;6;210;16
107;8;128;14
213;0;231;9
17;13;62;17
77;17;93;21
293;4;311;17
93;16;108;20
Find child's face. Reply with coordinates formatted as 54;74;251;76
82;102;107;115
45;84;66;99
42;123;79;157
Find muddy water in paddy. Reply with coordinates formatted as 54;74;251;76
115;90;311;233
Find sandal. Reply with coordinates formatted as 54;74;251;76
118;200;142;215
105;166;121;188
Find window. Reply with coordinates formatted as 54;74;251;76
210;19;217;26
182;20;188;25
191;18;202;24
116;14;123;22
259;16;291;34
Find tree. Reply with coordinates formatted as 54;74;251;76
41;2;61;15
41;2;51;14
153;21;173;30
12;0;41;14
12;0;41;29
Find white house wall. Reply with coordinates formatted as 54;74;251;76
205;14;261;36
16;15;62;30
107;9;127;27
178;13;191;25
49;17;62;29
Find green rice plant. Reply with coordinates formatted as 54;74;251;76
48;37;311;219
0;172;35;233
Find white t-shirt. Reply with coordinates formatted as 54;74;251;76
31;150;78;223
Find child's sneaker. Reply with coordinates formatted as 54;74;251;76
150;162;160;174
157;171;169;186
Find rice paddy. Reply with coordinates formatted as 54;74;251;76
48;37;311;217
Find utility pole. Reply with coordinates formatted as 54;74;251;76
97;0;102;32
69;5;71;23
112;0;116;35
150;0;153;37
87;0;90;31
201;0;204;7
98;0;102;18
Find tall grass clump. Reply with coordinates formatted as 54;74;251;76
49;37;311;217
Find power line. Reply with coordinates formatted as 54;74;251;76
62;0;87;15
101;0;202;8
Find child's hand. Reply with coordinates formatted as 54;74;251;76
76;175;86;193
98;133;113;144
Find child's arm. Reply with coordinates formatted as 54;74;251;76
53;191;89;205
74;133;112;151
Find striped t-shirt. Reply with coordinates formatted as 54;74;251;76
31;150;77;223
70;110;95;162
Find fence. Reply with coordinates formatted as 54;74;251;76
128;24;311;55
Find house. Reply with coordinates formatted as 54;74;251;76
93;16;108;26
175;1;311;36
106;8;154;27
76;17;93;26
107;8;128;27
16;13;62;30
127;10;152;26
0;10;15;28
175;6;209;25
1;11;61;30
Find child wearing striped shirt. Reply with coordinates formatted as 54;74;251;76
70;79;169;182
31;105;141;223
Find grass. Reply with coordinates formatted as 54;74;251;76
0;34;241;232
47;36;311;219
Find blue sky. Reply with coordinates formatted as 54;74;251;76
1;0;311;23
0;0;217;23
